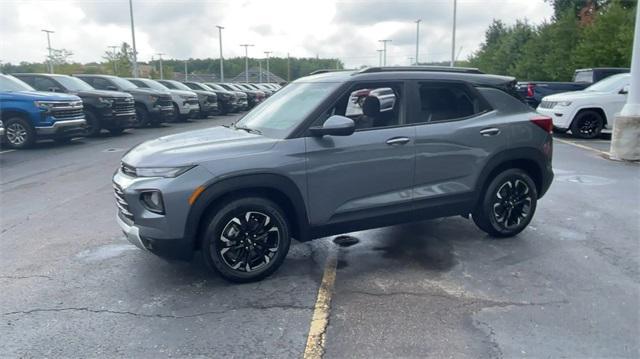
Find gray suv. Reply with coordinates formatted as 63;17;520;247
113;67;554;282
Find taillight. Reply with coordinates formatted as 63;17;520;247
526;83;535;98
531;116;553;134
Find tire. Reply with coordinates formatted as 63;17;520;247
472;168;538;238
218;103;228;115
3;117;36;149
171;103;181;122
134;105;150;127
570;110;604;139
84;110;102;137
109;127;125;135
200;197;291;283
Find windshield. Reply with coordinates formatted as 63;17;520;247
54;76;94;91
162;80;192;91
110;77;138;90
585;74;630;92
0;74;35;91
234;82;340;138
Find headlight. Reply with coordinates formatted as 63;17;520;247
34;101;55;112
149;95;159;102
179;94;192;99
98;97;114;106
140;190;165;214
134;166;194;178
556;101;572;107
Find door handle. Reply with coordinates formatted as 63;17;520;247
386;137;410;146
480;128;501;136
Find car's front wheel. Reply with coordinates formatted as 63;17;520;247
201;197;291;283
571;110;604;139
473;169;538;238
4;117;35;149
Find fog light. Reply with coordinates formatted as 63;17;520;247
140;190;165;214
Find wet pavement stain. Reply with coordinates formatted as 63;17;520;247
333;235;360;247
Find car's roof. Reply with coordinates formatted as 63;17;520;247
296;68;515;87
13;73;71;77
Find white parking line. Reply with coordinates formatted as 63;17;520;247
0;149;16;154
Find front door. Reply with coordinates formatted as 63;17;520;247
305;81;415;227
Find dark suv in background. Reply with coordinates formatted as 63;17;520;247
113;66;554;283
74;74;174;127
14;73;136;136
201;82;240;114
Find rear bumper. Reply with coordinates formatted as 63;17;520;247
36;118;87;137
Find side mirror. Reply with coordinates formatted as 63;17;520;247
106;85;118;91
619;85;629;95
309;115;355;137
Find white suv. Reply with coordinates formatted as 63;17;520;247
537;73;630;139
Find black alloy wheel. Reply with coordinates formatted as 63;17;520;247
571;110;604;139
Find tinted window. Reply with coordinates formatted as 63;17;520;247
53;76;94;91
414;82;489;123
477;87;529;114
33;77;59;91
89;77;113;90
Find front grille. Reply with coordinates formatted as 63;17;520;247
113;183;133;220
51;101;84;120
157;96;172;107
539;101;557;109
186;98;199;105
207;95;217;103
113;98;135;114
121;162;137;177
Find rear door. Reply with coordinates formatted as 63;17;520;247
305;81;415;226
407;80;508;213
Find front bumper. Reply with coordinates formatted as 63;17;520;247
178;102;200;116
117;213;145;250
102;109;137;128
36;118;87;137
537;106;574;129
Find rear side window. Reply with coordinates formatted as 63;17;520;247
413;82;490;123
33;77;59;91
574;71;593;83
477;87;531;114
90;78;111;90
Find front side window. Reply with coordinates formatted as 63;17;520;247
234;81;340;138
585;74;630;93
53;76;94;91
33;77;59;91
319;82;403;130
413;82;489;123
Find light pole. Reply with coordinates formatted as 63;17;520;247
264;51;272;83
216;25;224;81
259;60;263;82
41;29;54;73
451;0;457;67
184;60;188;81
156;53;165;79
378;39;391;66
108;45;119;74
128;0;139;77
240;44;254;83
415;19;421;65
377;49;384;67
610;4;640;161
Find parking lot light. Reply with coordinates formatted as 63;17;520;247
41;29;54;73
240;44;254;83
217;26;224;82
128;0;139;77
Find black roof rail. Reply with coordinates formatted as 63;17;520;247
356;66;484;75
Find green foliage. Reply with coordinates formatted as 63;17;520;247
469;0;635;81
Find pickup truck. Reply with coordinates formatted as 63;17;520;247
516;67;629;108
14;73;136;136
0;74;86;149
74;74;174;127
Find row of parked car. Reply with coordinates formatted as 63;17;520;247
0;73;282;149
516;67;631;139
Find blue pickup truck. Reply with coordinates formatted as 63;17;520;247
0;74;87;149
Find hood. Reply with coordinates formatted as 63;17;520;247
0;90;81;101
127;87;172;97
168;89;197;97
190;89;217;98
74;89;133;99
122;125;277;167
543;90;607;102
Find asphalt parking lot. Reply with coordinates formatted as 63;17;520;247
1;117;639;358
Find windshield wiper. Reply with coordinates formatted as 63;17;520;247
233;123;262;135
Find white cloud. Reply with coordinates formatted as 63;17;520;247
0;0;554;68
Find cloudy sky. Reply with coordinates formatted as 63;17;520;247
0;0;554;68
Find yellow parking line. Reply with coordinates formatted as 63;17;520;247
555;138;610;157
303;250;338;359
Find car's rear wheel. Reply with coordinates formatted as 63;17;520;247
473;168;537;238
201;197;291;283
570;110;604;139
4;117;35;149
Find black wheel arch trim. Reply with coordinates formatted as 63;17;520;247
184;173;310;249
474;146;552;204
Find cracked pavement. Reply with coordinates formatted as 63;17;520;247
1;117;639;358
